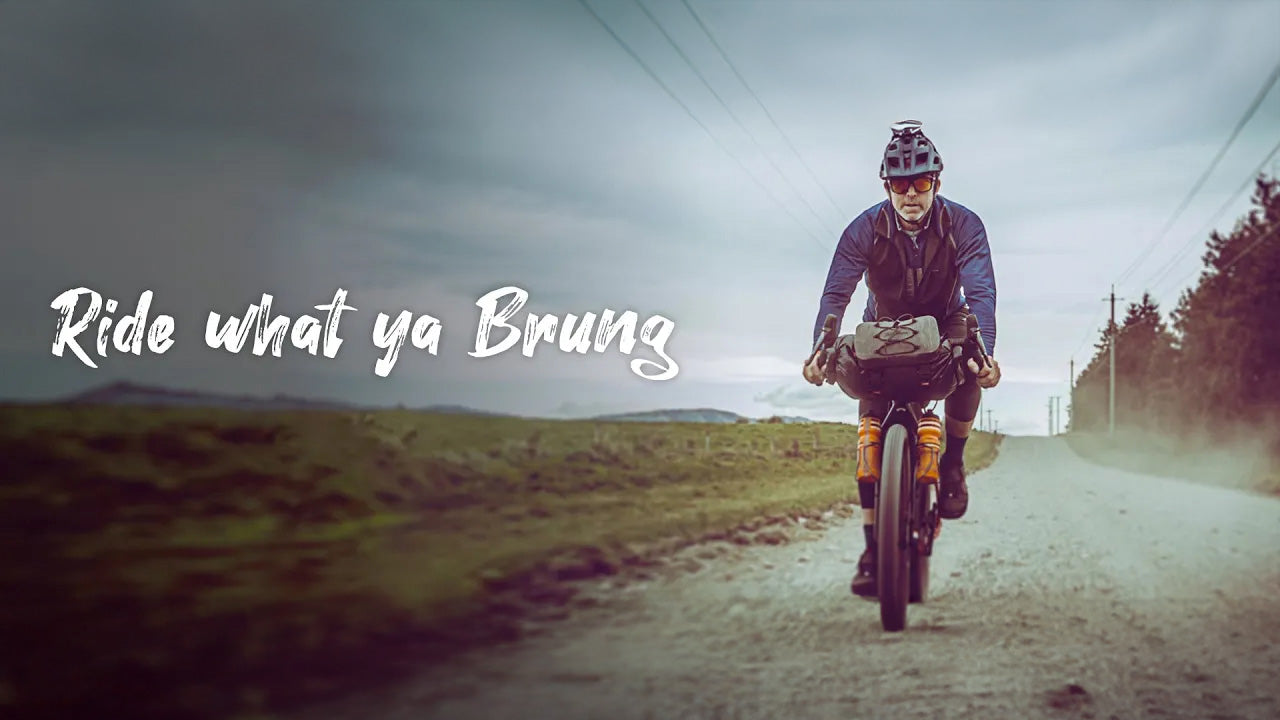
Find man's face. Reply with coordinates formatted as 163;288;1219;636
885;174;938;224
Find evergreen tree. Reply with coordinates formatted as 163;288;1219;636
1171;175;1280;433
1071;172;1278;448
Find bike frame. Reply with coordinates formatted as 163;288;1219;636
874;398;941;631
878;401;940;561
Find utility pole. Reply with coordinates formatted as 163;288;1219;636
1053;396;1061;435
1106;285;1119;438
986;408;993;433
1068;358;1074;433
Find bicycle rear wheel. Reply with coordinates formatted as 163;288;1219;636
876;423;911;631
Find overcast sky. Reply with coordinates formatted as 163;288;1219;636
3;0;1279;435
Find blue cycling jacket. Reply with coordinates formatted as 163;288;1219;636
812;195;997;356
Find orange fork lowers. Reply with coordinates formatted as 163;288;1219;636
856;417;882;483
915;413;942;483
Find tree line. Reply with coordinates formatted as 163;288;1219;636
1070;172;1280;455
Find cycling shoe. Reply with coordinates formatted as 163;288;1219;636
939;460;968;520
850;547;877;597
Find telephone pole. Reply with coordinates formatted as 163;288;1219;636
1106;285;1119;438
1068;358;1074;433
1053;396;1061;435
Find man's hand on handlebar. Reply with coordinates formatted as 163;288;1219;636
803;313;840;386
803;349;828;386
962;313;1000;389
967;355;1001;389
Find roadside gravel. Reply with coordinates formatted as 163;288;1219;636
302;436;1280;720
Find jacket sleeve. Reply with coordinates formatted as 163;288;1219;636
813;223;869;350
954;213;997;356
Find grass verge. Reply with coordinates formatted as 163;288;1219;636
0;404;999;719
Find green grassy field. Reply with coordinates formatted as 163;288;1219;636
0;404;999;719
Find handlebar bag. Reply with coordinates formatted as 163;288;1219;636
852;315;942;368
833;315;958;403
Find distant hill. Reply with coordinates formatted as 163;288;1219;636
414;404;512;417
590;408;743;424
64;381;358;411
60;382;511;416
589;408;815;424
55;383;812;423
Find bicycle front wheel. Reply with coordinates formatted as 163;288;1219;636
909;483;933;604
876;423;911;632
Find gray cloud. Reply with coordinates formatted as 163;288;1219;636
4;0;1279;436
0;1;402;158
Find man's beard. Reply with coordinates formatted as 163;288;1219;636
896;203;932;230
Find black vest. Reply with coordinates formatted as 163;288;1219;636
864;199;960;321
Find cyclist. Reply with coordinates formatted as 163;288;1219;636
802;120;1001;597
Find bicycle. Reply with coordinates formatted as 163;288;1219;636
811;311;988;631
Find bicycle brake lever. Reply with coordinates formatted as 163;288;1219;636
965;314;991;366
818;313;839;384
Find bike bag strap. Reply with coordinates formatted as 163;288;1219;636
852;315;942;369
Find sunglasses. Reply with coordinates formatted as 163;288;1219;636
887;176;937;194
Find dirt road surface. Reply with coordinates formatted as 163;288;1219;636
302;436;1280;720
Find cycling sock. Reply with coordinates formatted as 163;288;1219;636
860;484;876;551
943;433;967;465
858;482;875;510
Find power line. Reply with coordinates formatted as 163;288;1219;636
1220;222;1279;274
1114;55;1280;287
1070;304;1108;360
576;0;831;254
1143;135;1280;296
679;0;849;221
632;0;839;239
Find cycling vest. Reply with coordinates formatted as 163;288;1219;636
864;199;960;321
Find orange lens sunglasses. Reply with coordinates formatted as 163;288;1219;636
887;176;936;194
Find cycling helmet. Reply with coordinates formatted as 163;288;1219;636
879;119;944;179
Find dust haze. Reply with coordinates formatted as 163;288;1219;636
1066;421;1280;495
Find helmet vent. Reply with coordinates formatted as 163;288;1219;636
880;120;943;179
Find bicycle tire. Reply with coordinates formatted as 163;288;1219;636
877;423;911;631
909;483;932;603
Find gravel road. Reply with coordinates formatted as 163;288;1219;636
305;436;1280;720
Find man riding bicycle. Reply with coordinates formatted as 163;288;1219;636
802;120;1001;597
